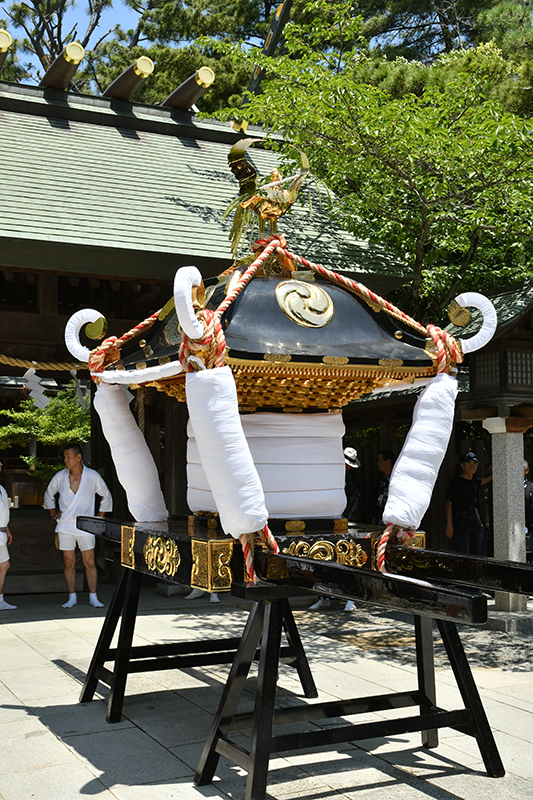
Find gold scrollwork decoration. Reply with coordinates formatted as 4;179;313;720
282;538;368;568
191;540;208;588
143;535;180;577
335;539;368;568
211;541;234;590
282;540;335;561
276;280;334;328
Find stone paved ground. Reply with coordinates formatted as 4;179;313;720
1;582;533;800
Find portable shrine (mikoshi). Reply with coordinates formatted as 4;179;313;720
64;139;497;579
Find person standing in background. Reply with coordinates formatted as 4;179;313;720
445;452;492;556
0;459;16;611
343;447;361;524
44;443;112;609
372;449;396;525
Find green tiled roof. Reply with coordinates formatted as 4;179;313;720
0;81;409;287
446;278;533;341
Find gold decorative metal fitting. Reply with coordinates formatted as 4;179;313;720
285;520;306;533
85;317;108;340
195;66;215;88
322;356;349;365
282;539;368;568
276;280;334;328
64;42;85;65
158;356;171;365
192;282;206;310
394;331;403;340
121;525;135;569
0;29;13;52
158;298;175;321
448;299;471;328
133;56;154;78
143;535;180;577
333;518;349;532
264;353;292;363
136;361;147;370
139;339;147;348
379;358;404;368
191;539;234;591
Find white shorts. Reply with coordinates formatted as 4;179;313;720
0;530;9;564
58;532;96;552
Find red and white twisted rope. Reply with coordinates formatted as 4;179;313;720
244;235;463;375
178;309;226;372
89;309;162;377
259;524;279;554
376;524;416;573
240;533;256;583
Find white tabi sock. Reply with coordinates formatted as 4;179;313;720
62;593;77;608
0;594;16;610
89;592;104;608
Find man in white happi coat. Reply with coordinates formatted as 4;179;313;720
44;443;112;608
0;459;16;611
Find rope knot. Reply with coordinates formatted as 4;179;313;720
426;324;463;374
179;308;227;372
251;233;286;252
376;524;416;573
88;336;119;376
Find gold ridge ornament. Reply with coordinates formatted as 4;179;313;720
275;280;334;328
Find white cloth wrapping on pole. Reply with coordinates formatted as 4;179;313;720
44;467;113;534
187;410;346;520
93;382;168;522
185;367;268;538
383;372;458;530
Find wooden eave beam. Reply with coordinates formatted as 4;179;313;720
0;237;231;282
0;309;139;347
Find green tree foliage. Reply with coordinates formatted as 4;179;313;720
0;0;113;81
0;381;91;478
208;7;533;322
359;0;492;61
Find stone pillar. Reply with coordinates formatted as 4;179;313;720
483;417;531;612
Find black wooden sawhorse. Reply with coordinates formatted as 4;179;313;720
195;589;505;800
79;567;317;722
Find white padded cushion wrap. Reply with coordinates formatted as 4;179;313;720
93;383;168;522
187;411;346;520
185;367;268;538
383;373;458;529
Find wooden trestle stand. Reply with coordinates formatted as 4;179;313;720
79;565;318;723
195;567;506;800
78;517;533;800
